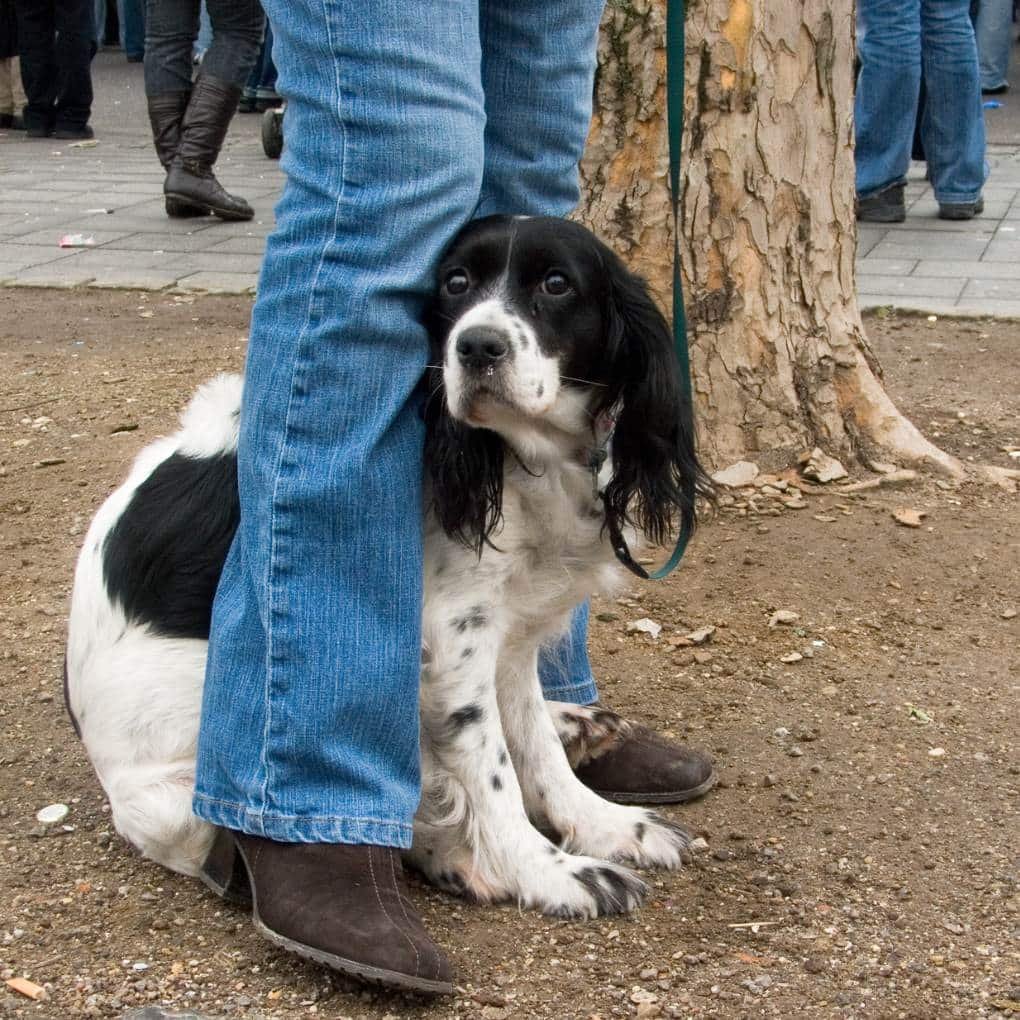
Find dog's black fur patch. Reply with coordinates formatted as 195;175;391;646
102;452;239;639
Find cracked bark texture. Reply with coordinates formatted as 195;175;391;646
580;0;956;473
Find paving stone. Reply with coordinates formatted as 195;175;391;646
857;296;965;314
913;258;1020;279
4;265;97;287
0;263;26;282
981;240;1020;261
857;276;965;299
868;237;990;261
62;249;184;271
1;189;86;204
164;252;265;274
174;270;258;294
0;244;75;270
88;269;181;290
5;227;142;247
204;235;269;255
103;231;240;253
952;298;1020;316
856;258;918;276
961;277;1020;299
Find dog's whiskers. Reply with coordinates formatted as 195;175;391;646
561;376;607;387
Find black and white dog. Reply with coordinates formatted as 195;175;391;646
66;215;709;919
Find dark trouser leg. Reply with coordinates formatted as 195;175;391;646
53;0;94;131
202;0;264;89
143;0;199;95
15;0;58;134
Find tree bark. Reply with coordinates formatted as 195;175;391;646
579;0;963;476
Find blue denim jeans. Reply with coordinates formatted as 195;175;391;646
93;0;144;56
974;0;1013;90
856;0;987;204
193;0;604;847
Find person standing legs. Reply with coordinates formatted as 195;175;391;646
143;0;262;221
855;0;923;219
974;0;1013;92
920;0;988;213
193;0;487;992
17;0;94;138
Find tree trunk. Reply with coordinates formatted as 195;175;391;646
580;0;962;476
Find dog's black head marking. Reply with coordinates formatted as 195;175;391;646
423;214;710;557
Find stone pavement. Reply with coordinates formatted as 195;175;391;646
0;51;280;294
1;50;1019;315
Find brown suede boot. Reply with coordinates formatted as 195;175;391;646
146;91;206;219
573;724;716;805
201;829;455;995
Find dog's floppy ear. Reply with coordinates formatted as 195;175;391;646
597;252;710;548
421;363;505;555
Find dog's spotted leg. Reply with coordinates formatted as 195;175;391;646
408;601;646;918
498;647;691;871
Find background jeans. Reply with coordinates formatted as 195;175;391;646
92;0;143;56
143;0;263;94
974;0;1014;89
193;0;605;846
856;0;987;204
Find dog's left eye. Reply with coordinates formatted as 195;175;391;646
541;272;571;296
444;270;470;296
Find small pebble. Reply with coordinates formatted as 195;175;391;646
35;804;69;825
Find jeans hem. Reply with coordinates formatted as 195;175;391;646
934;191;983;206
541;676;599;706
192;793;414;848
857;178;906;201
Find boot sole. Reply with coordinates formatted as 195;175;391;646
165;191;253;222
200;831;455;997
591;768;717;805
251;915;455;996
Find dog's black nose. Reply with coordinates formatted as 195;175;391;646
455;327;509;369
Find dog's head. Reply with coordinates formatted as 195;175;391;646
424;214;708;555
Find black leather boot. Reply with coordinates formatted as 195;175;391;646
146;91;206;219
165;75;254;222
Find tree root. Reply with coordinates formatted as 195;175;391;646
837;352;1018;492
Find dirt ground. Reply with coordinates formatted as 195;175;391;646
0;289;1017;1020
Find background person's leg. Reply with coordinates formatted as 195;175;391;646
855;0;922;199
143;0;199;95
202;0;262;89
52;0;94;134
475;0;605;706
921;0;987;205
15;0;59;135
973;0;1013;91
193;0;486;847
118;0;146;60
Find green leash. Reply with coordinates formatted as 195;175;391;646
608;0;692;582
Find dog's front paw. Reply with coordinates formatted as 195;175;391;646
520;852;647;919
610;809;691;870
564;804;691;870
548;701;630;768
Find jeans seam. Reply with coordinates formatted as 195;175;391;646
258;0;350;825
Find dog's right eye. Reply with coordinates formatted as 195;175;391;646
444;270;470;296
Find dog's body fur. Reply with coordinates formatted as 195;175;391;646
67;216;707;919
